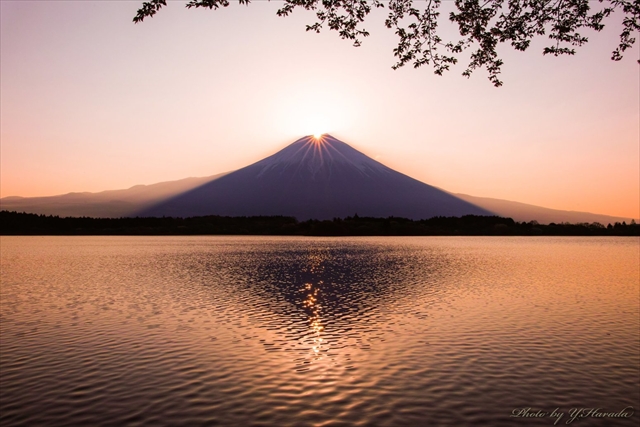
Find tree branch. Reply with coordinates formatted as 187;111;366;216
133;0;640;85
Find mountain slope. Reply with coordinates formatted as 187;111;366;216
137;135;490;220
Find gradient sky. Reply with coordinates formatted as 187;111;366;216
1;1;638;219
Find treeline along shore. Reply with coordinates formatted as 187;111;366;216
1;211;638;236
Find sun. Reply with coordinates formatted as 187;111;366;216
300;114;329;140
269;84;363;139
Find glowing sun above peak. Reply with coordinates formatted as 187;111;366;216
313;132;325;139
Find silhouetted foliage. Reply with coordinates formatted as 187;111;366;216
133;0;639;86
2;211;638;236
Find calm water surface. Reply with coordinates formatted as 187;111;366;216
1;236;638;426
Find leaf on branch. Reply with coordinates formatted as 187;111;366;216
133;0;167;23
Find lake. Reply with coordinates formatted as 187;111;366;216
1;236;638;426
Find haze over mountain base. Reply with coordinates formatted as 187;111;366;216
1;136;634;224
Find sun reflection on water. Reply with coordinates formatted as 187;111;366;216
303;282;325;357
301;252;327;360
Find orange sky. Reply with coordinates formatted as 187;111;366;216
1;2;638;219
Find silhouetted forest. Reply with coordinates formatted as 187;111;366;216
1;211;638;236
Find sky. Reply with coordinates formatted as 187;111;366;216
1;1;638;219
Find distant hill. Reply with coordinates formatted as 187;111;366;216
455;194;633;225
1;135;634;224
0;174;223;218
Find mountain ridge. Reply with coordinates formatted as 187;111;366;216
1;135;634;224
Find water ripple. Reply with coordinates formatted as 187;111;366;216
1;236;638;426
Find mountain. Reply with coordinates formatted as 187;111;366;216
1;135;634;224
137;135;490;220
